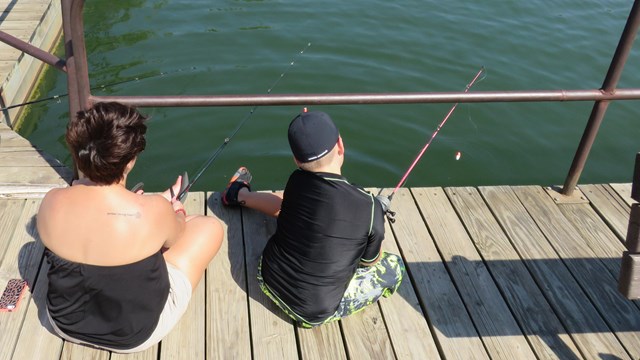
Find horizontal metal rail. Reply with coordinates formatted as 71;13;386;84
0;30;66;72
91;88;640;107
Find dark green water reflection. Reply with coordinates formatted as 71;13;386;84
19;0;640;192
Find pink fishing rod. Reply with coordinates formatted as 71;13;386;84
390;67;485;198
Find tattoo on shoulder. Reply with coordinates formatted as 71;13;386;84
107;211;141;219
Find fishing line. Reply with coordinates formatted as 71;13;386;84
176;42;312;200
386;67;485;202
465;68;487;133
0;66;199;112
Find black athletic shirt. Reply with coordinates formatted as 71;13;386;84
261;169;385;323
45;249;170;350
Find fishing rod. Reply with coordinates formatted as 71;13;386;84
379;67;485;220
175;42;312;201
0;67;199;112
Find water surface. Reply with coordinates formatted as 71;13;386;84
19;0;640;192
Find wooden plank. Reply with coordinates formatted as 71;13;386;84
0;5;48;21
12;263;63;360
388;188;489;359
619;253;640;299
160;192;206;359
0;45;22;61
242;203;298;359
0;183;67;198
627;204;640;253
341;304;395;360
0;147;66;167
60;342;110;360
111;347;158;360
0;163;72;186
0;0;50;7
480;186;630;360
445;186;581;359
579;184;630;240
0;125;34;149
413;187;536;360
514;185;640;359
609;183;636;207
373;189;440;360
0;62;13;77
0;200;39;285
297;322;346;360
557;202;628;278
0;20;40;32
0;29;32;43
205;192;251;360
0;199;24;261
0;199;45;360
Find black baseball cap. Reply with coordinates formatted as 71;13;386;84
288;111;339;163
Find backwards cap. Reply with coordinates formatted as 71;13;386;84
287;111;339;163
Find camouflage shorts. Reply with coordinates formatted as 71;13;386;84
258;251;405;328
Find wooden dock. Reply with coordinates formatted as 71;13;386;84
1;0;61;127
1;2;640;359
0;122;71;197
1;181;639;359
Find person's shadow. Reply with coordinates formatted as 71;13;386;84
18;215;57;336
208;192;295;325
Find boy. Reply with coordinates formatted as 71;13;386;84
222;110;404;327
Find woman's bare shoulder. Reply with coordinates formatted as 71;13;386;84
39;187;70;211
139;193;173;215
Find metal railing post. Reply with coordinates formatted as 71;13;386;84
61;0;79;120
69;0;91;111
61;0;78;179
61;0;91;179
562;0;640;195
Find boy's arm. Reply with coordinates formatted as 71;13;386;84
360;196;386;266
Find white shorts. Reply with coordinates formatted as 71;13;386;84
47;262;193;353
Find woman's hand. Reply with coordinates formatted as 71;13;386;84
172;199;185;213
161;175;183;202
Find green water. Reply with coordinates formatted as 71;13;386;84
18;0;640;192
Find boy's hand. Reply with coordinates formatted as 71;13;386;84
376;195;396;223
375;195;391;213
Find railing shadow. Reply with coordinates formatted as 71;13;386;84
0;0;17;24
17;215;59;337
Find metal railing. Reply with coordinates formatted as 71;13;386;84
1;0;639;195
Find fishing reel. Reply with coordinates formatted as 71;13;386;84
375;195;396;223
385;210;397;223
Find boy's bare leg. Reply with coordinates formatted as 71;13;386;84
237;189;283;217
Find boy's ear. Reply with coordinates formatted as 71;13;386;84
337;136;344;155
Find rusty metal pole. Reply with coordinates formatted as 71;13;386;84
0;31;67;72
61;0;80;179
562;0;640;196
69;0;91;111
90;88;640;107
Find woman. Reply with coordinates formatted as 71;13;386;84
36;102;223;353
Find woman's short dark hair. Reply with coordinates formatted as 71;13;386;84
66;102;147;185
